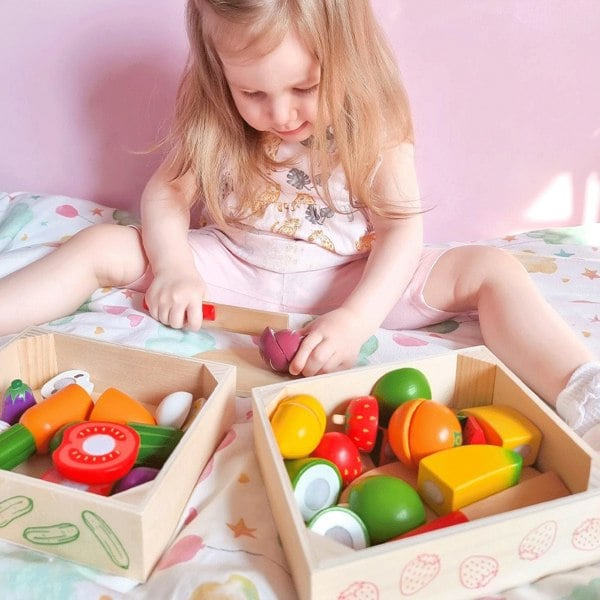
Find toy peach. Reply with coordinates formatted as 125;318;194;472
331;395;379;452
347;475;426;543
270;394;326;458
310;431;362;486
259;327;304;373
388;398;463;468
371;367;432;427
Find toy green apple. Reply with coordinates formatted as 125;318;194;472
347;475;425;543
371;367;432;427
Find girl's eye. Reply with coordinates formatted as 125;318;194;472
242;91;264;99
295;85;318;95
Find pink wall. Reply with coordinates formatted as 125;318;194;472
1;1;599;243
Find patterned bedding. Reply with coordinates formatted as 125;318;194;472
0;191;599;600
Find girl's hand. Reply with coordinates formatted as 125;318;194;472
289;308;373;377
144;267;206;331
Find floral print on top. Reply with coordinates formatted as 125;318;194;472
199;138;375;273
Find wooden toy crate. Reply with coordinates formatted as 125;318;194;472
252;346;600;599
0;328;236;581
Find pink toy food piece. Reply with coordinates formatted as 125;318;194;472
259;327;304;373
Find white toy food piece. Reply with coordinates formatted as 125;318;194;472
155;391;194;429
41;370;94;399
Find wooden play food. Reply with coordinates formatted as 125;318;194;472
331;395;379;452
270;394;326;458
20;383;94;453
371;367;432;426
417;444;523;515
286;457;342;522
311;431;362;486
53;421;140;485
387;398;462;468
307;506;370;550
90;387;156;426
347;475;426;543
259;327;304;373
459;404;542;466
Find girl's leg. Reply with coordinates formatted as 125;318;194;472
422;245;595;407
0;224;147;336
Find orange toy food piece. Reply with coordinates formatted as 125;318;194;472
20;383;94;453
90;387;156;426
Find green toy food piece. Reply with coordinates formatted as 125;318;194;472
129;422;184;468
0;424;36;470
347;475;425;544
371;367;432;427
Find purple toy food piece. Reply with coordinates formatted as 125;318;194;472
259;327;304;373
112;466;160;494
1;379;36;425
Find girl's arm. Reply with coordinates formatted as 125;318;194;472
290;143;423;376
140;159;206;330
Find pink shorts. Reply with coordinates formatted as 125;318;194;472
130;229;459;330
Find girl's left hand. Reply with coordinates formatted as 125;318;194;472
289;308;372;377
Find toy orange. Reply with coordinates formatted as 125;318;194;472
388;399;462;468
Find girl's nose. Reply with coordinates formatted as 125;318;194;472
270;95;297;128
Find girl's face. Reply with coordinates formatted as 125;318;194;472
218;30;321;143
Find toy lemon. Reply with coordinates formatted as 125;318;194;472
270;394;326;459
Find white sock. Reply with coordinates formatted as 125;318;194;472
555;362;600;436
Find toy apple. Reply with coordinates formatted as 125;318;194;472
371;367;432;427
387;399;462;468
332;396;379;452
259;327;304;373
270;394;326;458
311;431;362;486
347;475;426;543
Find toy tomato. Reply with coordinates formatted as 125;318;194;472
311;431;362;486
270;394;326;458
371;368;432;427
388;399;462;468
53;421;140;485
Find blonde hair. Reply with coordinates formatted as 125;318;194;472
168;0;414;226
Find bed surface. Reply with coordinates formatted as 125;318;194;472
1;191;599;599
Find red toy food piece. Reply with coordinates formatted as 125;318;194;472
333;396;379;452
462;414;487;445
259;327;304;373
311;431;362;486
53;421;140;485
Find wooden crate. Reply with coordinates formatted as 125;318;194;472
253;346;600;599
0;328;236;581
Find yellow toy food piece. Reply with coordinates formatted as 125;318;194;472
270;394;326;459
417;444;523;515
460;405;542;466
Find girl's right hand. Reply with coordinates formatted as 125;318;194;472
144;267;206;331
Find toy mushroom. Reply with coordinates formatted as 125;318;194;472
332;395;379;452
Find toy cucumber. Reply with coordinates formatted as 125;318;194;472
128;422;184;468
23;522;80;545
0;495;33;527
82;510;129;569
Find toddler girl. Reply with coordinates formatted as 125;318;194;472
0;0;599;444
